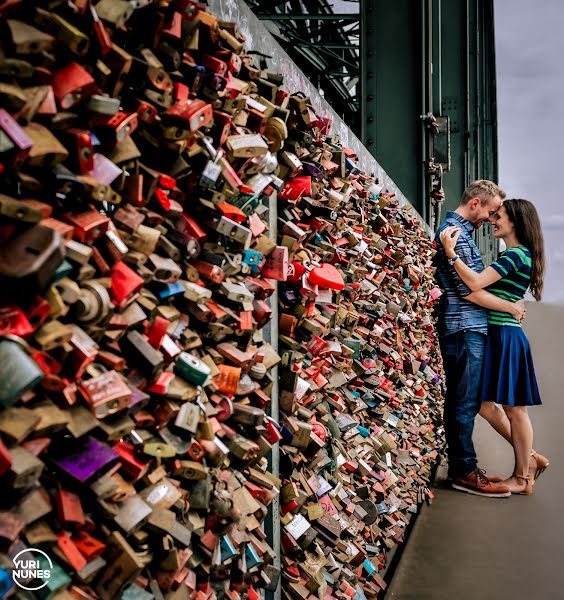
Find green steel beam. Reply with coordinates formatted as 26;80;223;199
361;0;423;215
437;0;466;214
360;0;497;239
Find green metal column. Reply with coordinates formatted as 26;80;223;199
360;0;424;216
361;0;499;261
437;0;468;215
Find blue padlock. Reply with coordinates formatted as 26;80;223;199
242;249;263;266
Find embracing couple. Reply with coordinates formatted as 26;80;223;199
434;180;548;497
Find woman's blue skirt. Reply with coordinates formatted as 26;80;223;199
479;325;542;406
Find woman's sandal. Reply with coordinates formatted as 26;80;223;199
530;450;550;481
513;473;533;495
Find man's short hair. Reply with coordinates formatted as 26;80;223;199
460;180;506;206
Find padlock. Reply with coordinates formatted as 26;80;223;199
261;246;288;281
0;224;65;295
56;487;85;527
163;99;213;132
63;208;111;244
86;94;121;115
23;122;69;167
174;352;211;386
95;532;144;599
92;111;139;146
5;19;55;55
56;129;94;174
107;264;140;308
0;108;33;170
0;336;44;407
191;259;225;284
0;195;42;224
52;62;97;109
34;319;73;351
8;445;45;489
32;8;90;55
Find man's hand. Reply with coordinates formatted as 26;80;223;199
511;299;526;323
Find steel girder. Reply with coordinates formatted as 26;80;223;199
243;0;362;133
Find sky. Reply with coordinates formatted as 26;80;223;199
495;0;564;303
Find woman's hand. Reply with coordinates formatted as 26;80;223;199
511;299;527;323
440;226;462;257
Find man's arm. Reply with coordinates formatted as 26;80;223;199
465;290;526;321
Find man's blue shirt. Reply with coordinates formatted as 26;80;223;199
433;211;488;336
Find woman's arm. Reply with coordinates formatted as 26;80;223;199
466;290;526;322
440;226;502;291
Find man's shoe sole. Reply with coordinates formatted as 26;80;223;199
452;483;511;498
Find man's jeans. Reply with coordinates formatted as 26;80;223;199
439;330;486;478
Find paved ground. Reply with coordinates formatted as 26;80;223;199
387;302;564;600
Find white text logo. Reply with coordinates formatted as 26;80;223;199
12;548;52;591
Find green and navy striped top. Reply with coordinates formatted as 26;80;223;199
486;246;532;327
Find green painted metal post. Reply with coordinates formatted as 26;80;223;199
360;0;498;261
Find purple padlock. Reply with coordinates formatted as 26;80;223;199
50;436;119;484
303;162;324;180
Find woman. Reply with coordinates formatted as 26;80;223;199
440;198;548;494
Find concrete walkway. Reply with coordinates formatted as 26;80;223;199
387;302;564;600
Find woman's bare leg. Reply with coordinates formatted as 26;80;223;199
501;406;534;493
479;401;512;444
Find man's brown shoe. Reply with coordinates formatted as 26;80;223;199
449;472;503;483
452;468;511;498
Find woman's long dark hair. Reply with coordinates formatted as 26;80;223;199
503;199;545;301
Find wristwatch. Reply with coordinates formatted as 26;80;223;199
448;254;460;265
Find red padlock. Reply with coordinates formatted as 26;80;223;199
147;371;175;395
264;419;283;444
0;439;12;476
278;176;312;202
308;264;345;291
0;305;34;336
63;207;110;244
51;62;97;109
59;128;94;174
163;99;213;132
56;488;86;527
129;98;158;124
176;214;207;244
286;261;307;283
200;54;227;76
90;4;112;56
110;261;144;307
174;0;200;20
173;82;190;104
211;110;232;146
72;531;106;561
187;439;205;462
57;532;87;573
252;300;272;329
191;260;225;284
147;316;170;349
91;111;138;145
112;440;150;479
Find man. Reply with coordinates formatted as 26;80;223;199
434;180;526;497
